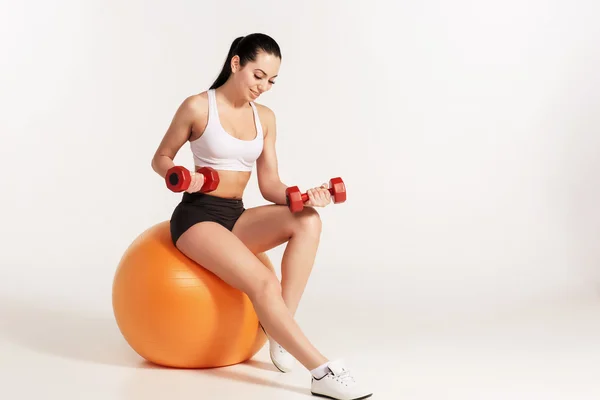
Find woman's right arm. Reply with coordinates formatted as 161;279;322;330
151;96;203;178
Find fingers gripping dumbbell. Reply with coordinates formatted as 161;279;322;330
165;166;220;193
285;177;346;213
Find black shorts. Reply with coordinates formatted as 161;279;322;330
170;192;245;245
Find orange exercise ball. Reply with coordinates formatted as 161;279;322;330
112;220;268;368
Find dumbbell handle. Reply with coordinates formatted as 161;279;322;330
165;166;219;193
286;177;346;213
298;188;336;203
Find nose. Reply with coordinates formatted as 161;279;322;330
257;82;267;93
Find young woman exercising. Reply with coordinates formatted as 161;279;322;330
151;33;372;400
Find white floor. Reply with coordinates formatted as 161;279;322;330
1;292;600;400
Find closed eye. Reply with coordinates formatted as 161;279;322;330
254;74;276;84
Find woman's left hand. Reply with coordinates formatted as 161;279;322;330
304;183;331;208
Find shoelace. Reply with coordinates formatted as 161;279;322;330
276;343;287;354
330;368;356;386
269;339;289;355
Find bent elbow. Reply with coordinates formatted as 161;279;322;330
259;179;284;204
258;184;271;202
151;154;170;177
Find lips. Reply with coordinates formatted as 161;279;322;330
250;90;260;98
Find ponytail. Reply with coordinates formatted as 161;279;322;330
209;33;282;90
209;36;245;89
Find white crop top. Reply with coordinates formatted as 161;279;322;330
190;89;264;172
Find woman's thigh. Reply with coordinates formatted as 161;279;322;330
232;204;320;253
176;221;275;295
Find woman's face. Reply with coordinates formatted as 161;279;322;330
232;51;280;102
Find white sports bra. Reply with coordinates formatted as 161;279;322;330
190;89;264;172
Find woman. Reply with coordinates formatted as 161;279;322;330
151;33;372;400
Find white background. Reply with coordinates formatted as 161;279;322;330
1;1;600;398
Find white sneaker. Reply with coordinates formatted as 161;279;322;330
259;324;296;373
268;336;296;373
311;360;373;400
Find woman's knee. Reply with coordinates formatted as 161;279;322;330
294;207;322;235
249;274;282;304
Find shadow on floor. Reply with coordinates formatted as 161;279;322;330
0;295;141;367
0;295;307;395
201;365;309;396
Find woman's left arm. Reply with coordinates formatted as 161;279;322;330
256;106;289;205
256;105;332;208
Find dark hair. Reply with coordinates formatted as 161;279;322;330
209;33;281;90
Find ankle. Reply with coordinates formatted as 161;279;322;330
309;359;330;378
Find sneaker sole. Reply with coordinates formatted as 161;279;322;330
269;350;292;373
261;323;293;373
311;392;373;400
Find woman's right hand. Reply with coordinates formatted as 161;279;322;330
185;171;205;193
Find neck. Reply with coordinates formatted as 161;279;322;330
216;80;248;108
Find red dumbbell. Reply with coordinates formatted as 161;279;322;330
165;166;220;193
285;177;346;213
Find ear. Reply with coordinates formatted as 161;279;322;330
230;55;241;73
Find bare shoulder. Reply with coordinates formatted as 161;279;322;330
254;103;276;135
181;92;210;141
254;102;275;119
180;91;209;117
